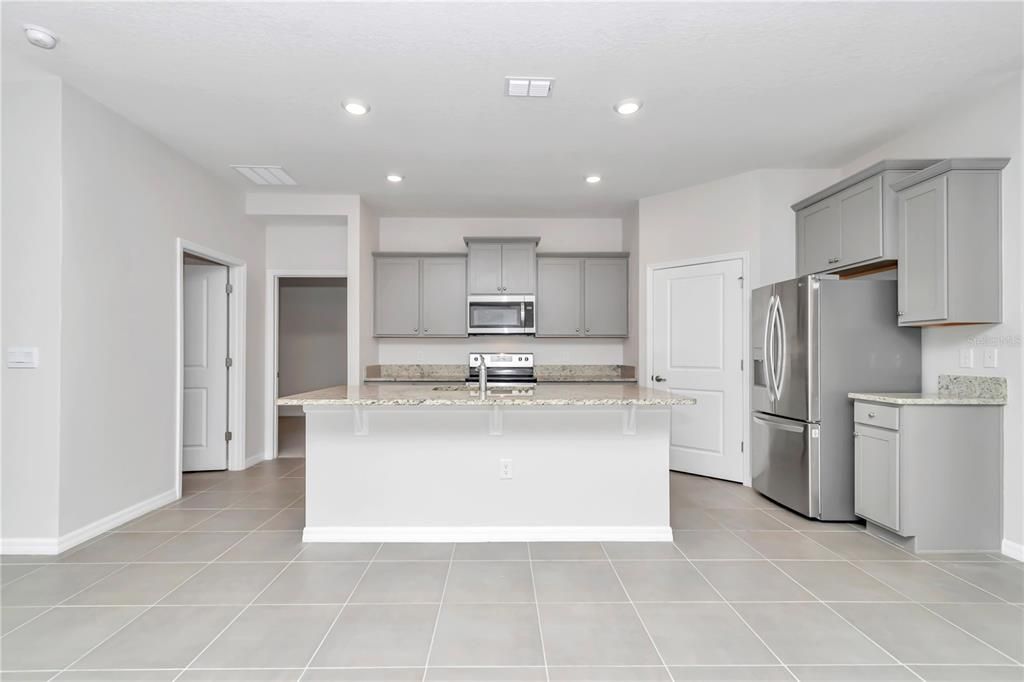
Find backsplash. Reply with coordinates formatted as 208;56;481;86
365;364;636;383
937;374;1008;400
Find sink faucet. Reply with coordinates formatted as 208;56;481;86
478;354;488;394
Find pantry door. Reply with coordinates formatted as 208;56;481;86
651;257;745;481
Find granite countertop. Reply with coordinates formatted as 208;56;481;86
849;374;1007;406
364;364;638;383
279;383;695;407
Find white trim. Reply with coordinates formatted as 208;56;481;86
645;251;752;485
245;452;267;468
302;526;673;543
1002;538;1024;561
1;488;177;556
265;268;348;461
175;239;249;494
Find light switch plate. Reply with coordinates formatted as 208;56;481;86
959;348;975;368
983;347;998;368
7;347;40;369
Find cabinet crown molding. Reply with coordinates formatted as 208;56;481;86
791;159;940;211
463;236;541;245
890;158;1011;192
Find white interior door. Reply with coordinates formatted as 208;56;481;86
183;263;229;472
652;258;744;481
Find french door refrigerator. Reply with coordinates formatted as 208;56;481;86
751;275;920;520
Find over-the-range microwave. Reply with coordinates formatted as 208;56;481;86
467;294;536;335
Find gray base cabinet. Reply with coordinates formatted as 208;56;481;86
466;238;538;295
853;400;1002;552
894;159;1007;326
373;254;467;337
536;254;628;337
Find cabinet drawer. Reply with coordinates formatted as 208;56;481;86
854;402;899;430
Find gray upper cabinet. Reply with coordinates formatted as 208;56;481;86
465;238;538;294
536;254;628;337
793;160;939;276
421;257;468;336
373;254;467;337
894;159;1007;326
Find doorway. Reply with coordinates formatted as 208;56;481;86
649;255;746;482
272;276;347;458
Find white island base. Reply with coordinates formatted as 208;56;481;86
301;403;674;543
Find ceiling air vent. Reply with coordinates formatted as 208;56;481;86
231;165;297;186
505;77;554;97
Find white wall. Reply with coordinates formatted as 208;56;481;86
838;75;1024;553
1;79;63;545
266;223;347;271
375;217;627;366
622;203;641;369
278;279;347;397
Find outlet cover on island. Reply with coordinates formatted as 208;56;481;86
959;348;975;368
983;347;999;368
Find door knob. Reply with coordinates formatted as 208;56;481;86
654;375;667;382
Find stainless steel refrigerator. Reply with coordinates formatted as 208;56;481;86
751;275;921;520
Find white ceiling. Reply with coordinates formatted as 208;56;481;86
2;2;1021;217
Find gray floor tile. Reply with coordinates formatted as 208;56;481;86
58;533;174;563
672;531;762;560
670;508;725;530
550;666;671;681
854;561;1002;602
789;665;918;681
443;561;535;603
539;603;661;665
53;670;182;681
612;560;721;602
190;509;281;532
229;490;303;509
178;671;300;682
216;532;304;562
139;532;247;562
72;605;241;669
121;509;215;532
0;565;42;586
256;562;368;604
671;666;795;681
802;532;915;561
734;603;893;665
427;667;547;681
303;670;423;682
0;563;123;606
763;508;861;533
0;670;55;680
636;602;777;665
532;560;628;602
169;491;252;509
0;606;143;670
257;508;306;531
454;542;529;561
928;603;1024;661
310;603;437;667
775;561;908;602
64;563;202;605
428;603;544;666
161;562;284;605
350;561;449;603
940;562;1024;602
908;665;1024;681
832;603;1015;664
705;509;792;531
295;542;381;562
529;542;607;560
1;607;46;635
375;543;454;561
601;542;684;560
697;561;815;602
734;532;840;560
193;604;339;668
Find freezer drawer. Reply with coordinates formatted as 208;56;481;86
751;412;820;518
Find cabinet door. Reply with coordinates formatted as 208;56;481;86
467;243;503;294
898;176;948;324
583;258;628;336
837;176;884;266
536;258;583;336
500;242;537;294
374;257;421;336
421;257;467;336
854;423;900;531
796;200;840;275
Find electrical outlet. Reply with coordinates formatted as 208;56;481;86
983;347;998;368
959;348;975;368
499;459;513;480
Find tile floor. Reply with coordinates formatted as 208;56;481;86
2;460;1022;681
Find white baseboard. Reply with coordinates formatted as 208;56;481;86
245;452;267;468
0;488;178;556
1002;538;1024;561
302;525;673;543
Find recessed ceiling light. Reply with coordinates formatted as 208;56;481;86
386;174;403;183
24;24;58;50
585;175;602;184
343;100;370;116
614;99;642;116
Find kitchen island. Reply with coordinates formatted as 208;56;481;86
279;383;695;543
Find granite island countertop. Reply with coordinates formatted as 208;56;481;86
279;383;695;407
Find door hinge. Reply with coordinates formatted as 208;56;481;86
225;431;233;442
225;357;233;368
740;359;744;371
741;441;744;453
738;275;744;288
225;283;233;295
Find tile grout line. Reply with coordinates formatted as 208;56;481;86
298;542;384;680
526;543;551;682
420;543;457;682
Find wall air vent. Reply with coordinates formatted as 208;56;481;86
231;165;297;186
505;77;554;97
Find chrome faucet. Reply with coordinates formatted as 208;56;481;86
478;354;488;394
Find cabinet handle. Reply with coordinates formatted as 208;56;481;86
854;432;860;438
897;311;904;317
424;329;430;333
413;328;419;333
575;328;580;333
867;411;876;418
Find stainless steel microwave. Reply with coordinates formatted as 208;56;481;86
467;295;536;335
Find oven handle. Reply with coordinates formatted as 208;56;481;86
520;301;526;328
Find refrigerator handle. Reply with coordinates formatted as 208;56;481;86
774;300;787;399
764;295;778;401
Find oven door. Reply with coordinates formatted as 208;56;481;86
468;296;531;334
